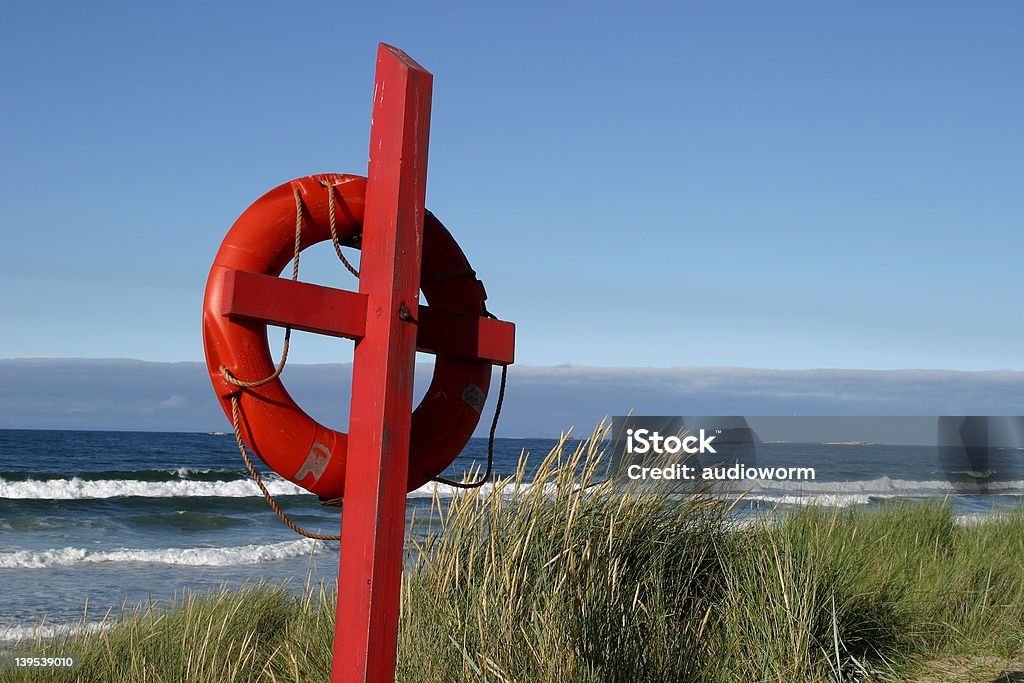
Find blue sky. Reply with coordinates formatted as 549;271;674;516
2;2;1022;370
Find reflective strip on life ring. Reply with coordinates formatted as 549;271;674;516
201;174;491;498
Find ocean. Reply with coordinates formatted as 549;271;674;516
1;428;1022;642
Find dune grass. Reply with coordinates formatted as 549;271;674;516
3;427;1022;682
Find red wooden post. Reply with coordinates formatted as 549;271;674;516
208;41;514;681
221;269;515;364
332;44;432;683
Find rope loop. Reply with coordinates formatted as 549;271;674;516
219;186;304;388
326;182;361;277
230;395;341;540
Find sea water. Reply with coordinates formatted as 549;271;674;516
1;429;1022;641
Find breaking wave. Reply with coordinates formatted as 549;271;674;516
3;473;1020;503
0;476;306;500
0;476;545;501
744;476;1024;496
0;538;325;569
741;493;875;507
0;620;109;644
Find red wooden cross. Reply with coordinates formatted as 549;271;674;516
219;44;514;683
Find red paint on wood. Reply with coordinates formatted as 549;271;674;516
222;269;515;365
415;308;516;365
221;269;368;340
332;43;433;683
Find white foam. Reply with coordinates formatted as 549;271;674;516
0;620;109;644
171;467;226;477
0;475;555;501
0;476;306;500
408;481;500;499
745;476;1024;496
741;493;875;507
0;538;325;569
5;473;1019;502
407;480;563;500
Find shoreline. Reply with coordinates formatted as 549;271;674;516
3;500;1021;681
3;431;1022;682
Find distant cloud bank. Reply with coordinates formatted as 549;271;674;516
1;359;1022;436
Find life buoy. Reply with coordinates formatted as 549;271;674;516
202;174;491;498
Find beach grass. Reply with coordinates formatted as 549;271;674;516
4;426;1023;682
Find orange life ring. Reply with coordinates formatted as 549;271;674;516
202;174;491;498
